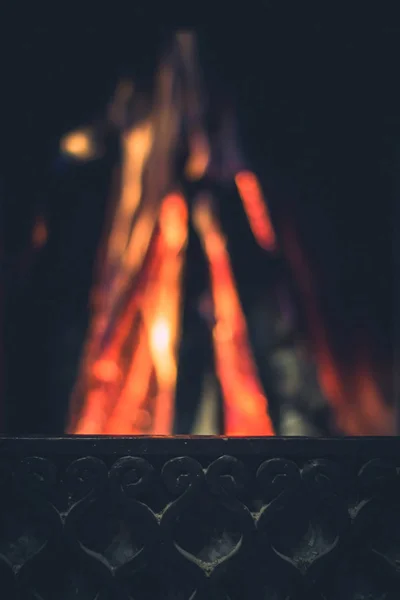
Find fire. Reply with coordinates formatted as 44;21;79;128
108;120;154;270
104;322;153;435
150;318;170;354
235;170;277;252
60;129;96;160
159;192;188;250
69;188;188;435
282;219;393;435
193;194;274;435
185;131;210;180
65;31;391;438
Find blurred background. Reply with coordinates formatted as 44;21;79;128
0;15;397;436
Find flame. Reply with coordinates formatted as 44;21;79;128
69;191;187;435
67;228;165;434
104;321;154;434
67;31;391;438
150;318;171;353
282;219;393;435
185;131;210;180
144;192;188;433
193;194;274;436
159;191;189;250
60;129;96;160
32;215;48;249
235;170;277;251
108;120;154;268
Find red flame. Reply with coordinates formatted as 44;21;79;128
193;193;274;435
281;218;393;435
235;170;277;252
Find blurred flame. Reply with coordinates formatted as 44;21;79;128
108;120;154;267
235;171;277;251
282;219;393;435
32;215;48;249
60;129;96;160
67;31;391;439
185;131;210;180
104;321;154;434
92;359;120;384
145;192;188;433
70;191;188;435
150;318;171;354
194;193;274;436
67;31;275;437
159;192;188;250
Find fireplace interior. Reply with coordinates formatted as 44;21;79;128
0;24;394;437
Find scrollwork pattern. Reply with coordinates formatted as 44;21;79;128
0;439;399;599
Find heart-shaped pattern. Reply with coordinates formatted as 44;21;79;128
0;451;399;599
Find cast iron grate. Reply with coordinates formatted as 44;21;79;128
0;436;399;599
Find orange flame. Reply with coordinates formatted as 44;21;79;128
104;321;154;434
66;33;276;437
143;192;188;433
185;131;210;180
193;194;275;436
70;192;188;435
60;129;96;161
67;31;392;438
235;170;277;252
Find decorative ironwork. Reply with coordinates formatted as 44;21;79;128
0;436;399;599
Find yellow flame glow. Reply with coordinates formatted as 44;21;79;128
60;129;96;160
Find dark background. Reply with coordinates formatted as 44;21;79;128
1;13;397;434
